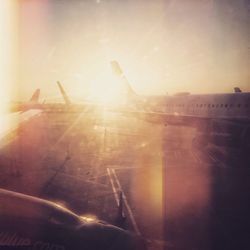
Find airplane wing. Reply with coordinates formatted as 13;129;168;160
9;89;41;112
0;109;42;149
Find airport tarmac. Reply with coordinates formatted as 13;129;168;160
0;110;250;250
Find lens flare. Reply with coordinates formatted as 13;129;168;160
88;68;126;106
0;0;18;140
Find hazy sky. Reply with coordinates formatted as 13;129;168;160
14;0;250;99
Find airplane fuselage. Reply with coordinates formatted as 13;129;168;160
110;60;250;149
137;92;250;149
145;92;250;122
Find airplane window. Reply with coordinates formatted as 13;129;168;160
238;104;241;108
212;104;215;108
225;104;228;108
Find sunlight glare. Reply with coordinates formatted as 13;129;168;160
87;66;126;106
0;1;18;137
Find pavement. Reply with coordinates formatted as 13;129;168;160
0;109;250;250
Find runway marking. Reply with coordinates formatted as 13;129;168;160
111;169;141;235
57;172;110;187
109;166;144;170
106;168;119;205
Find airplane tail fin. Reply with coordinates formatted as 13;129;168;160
57;81;71;106
234;87;242;93
110;60;137;98
29;89;40;103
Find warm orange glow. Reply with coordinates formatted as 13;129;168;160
130;124;164;241
0;0;19;143
0;0;18;114
13;0;249;101
80;215;97;223
87;67;126;106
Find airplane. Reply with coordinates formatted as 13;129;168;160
43;81;94;113
0;188;145;250
0;109;41;149
0;82;103;151
110;61;250;151
24;82;99;114
8;83;76;113
9;88;41;113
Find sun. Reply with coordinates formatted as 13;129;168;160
87;70;126;106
